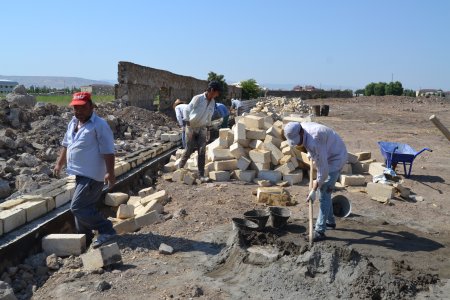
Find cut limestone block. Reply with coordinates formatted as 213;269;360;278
0;198;26;210
42;234;86;256
347;152;359;164
113;218;139;234
219;128;230;140
140;190;168;205
164;162;177;172
15;200;47;222
234;170;256;182
280;140;290;149
352;159;376;174
183;172;197;185
218;138;228;149
243;115;265;129
258;170;282;184
281;147;294;156
249;139;264;150
138;187;154;198
172;169;187;182
237;156;251;171
279;155;293;165
214;159;238;171
246;129;266;140
369;162;386;177
233;122;247;145
211;149;234;161
266;125;283;139
250;162;271;172
205;162;215;176
0;208;26;233
210;171;231;182
341;163;353;175
366;182;395;200
262;142;283;165
127;196;141;207
249;150;271;164
230;143;246;159
207;139;222;160
81;242;122;270
135;199;164;216
55;189;72;208
256;187;292;206
264;135;282;149
104;192;129;206
356;152;371;161
340;175;366;186
135;211;164;228
254;179;272;187
275;162;296;176
117;204;134;219
283;171;303;186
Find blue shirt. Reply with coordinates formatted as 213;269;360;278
301;122;347;186
62;112;115;182
215;103;229;117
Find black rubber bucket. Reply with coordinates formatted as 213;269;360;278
269;207;291;228
332;195;352;218
320;105;329;116
232;218;259;231
312;105;321;116
243;209;270;229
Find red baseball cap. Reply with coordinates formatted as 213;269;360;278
70;92;92;106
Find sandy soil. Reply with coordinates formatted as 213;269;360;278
32;96;450;299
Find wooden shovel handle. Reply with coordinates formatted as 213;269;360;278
309;157;314;247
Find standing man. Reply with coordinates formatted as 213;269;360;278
173;99;188;148
283;122;347;241
54;92;116;248
214;102;230;128
178;81;221;183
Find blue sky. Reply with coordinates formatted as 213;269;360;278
2;0;449;90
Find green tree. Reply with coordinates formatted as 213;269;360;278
391;81;403;95
240;79;261;100
355;89;365;95
207;71;228;103
374;82;386;96
403;89;416;97
365;82;375;96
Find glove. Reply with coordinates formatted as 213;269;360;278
306;190;316;203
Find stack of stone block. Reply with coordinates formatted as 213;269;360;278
108;188;166;234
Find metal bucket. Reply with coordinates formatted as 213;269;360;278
243;209;270;229
332;195;352;218
269;207;291;228
232;218;259;231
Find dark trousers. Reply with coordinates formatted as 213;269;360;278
70;176;115;239
179;126;207;176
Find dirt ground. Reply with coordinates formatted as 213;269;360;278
32;96;450;299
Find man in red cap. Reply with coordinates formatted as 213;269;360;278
54;92;116;248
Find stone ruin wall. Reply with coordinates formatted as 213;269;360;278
115;62;241;111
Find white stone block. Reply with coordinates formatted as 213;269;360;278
211;148;234;161
249;149;271;164
340;175;366;186
264;135;282;149
140;190;168;205
81;242;122;270
250;162;271;172
249;139;264;149
138;187;154;198
117;204;134;219
367;182;395;199
135;211;164;228
243;115;265;129
237;156;251;171
283;171;303;185
104;192;129;206
210;171;231;182
234;170;256;182
15;200;47;222
275;162;296;175
233;122;246;144
246;129;266;140
230;143;246;159
214;159;238;171
0;208;26;233
42;234;86;256
262;142;283;165
257;170;282;184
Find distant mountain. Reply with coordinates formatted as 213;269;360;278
0;75;115;89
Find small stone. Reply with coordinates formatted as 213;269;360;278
191;286;204;297
96;280;111;292
46;254;61;270
159;243;174;255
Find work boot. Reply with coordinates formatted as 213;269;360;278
313;231;326;242
326;223;336;230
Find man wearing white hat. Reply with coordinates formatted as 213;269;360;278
284;122;347;241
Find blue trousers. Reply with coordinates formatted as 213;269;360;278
315;171;341;233
70;176;115;239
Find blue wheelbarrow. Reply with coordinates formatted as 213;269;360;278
377;141;432;178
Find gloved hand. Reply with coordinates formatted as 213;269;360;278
306;190;316;203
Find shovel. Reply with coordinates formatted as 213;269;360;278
308;157;314;247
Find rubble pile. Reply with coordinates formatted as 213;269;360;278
0;98;178;200
249;96;311;119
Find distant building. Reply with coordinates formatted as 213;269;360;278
292;85;316;91
0;79;19;94
80;84;114;95
416;89;443;97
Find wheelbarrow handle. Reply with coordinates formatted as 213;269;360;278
415;148;433;157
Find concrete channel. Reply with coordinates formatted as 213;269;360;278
0;145;178;274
